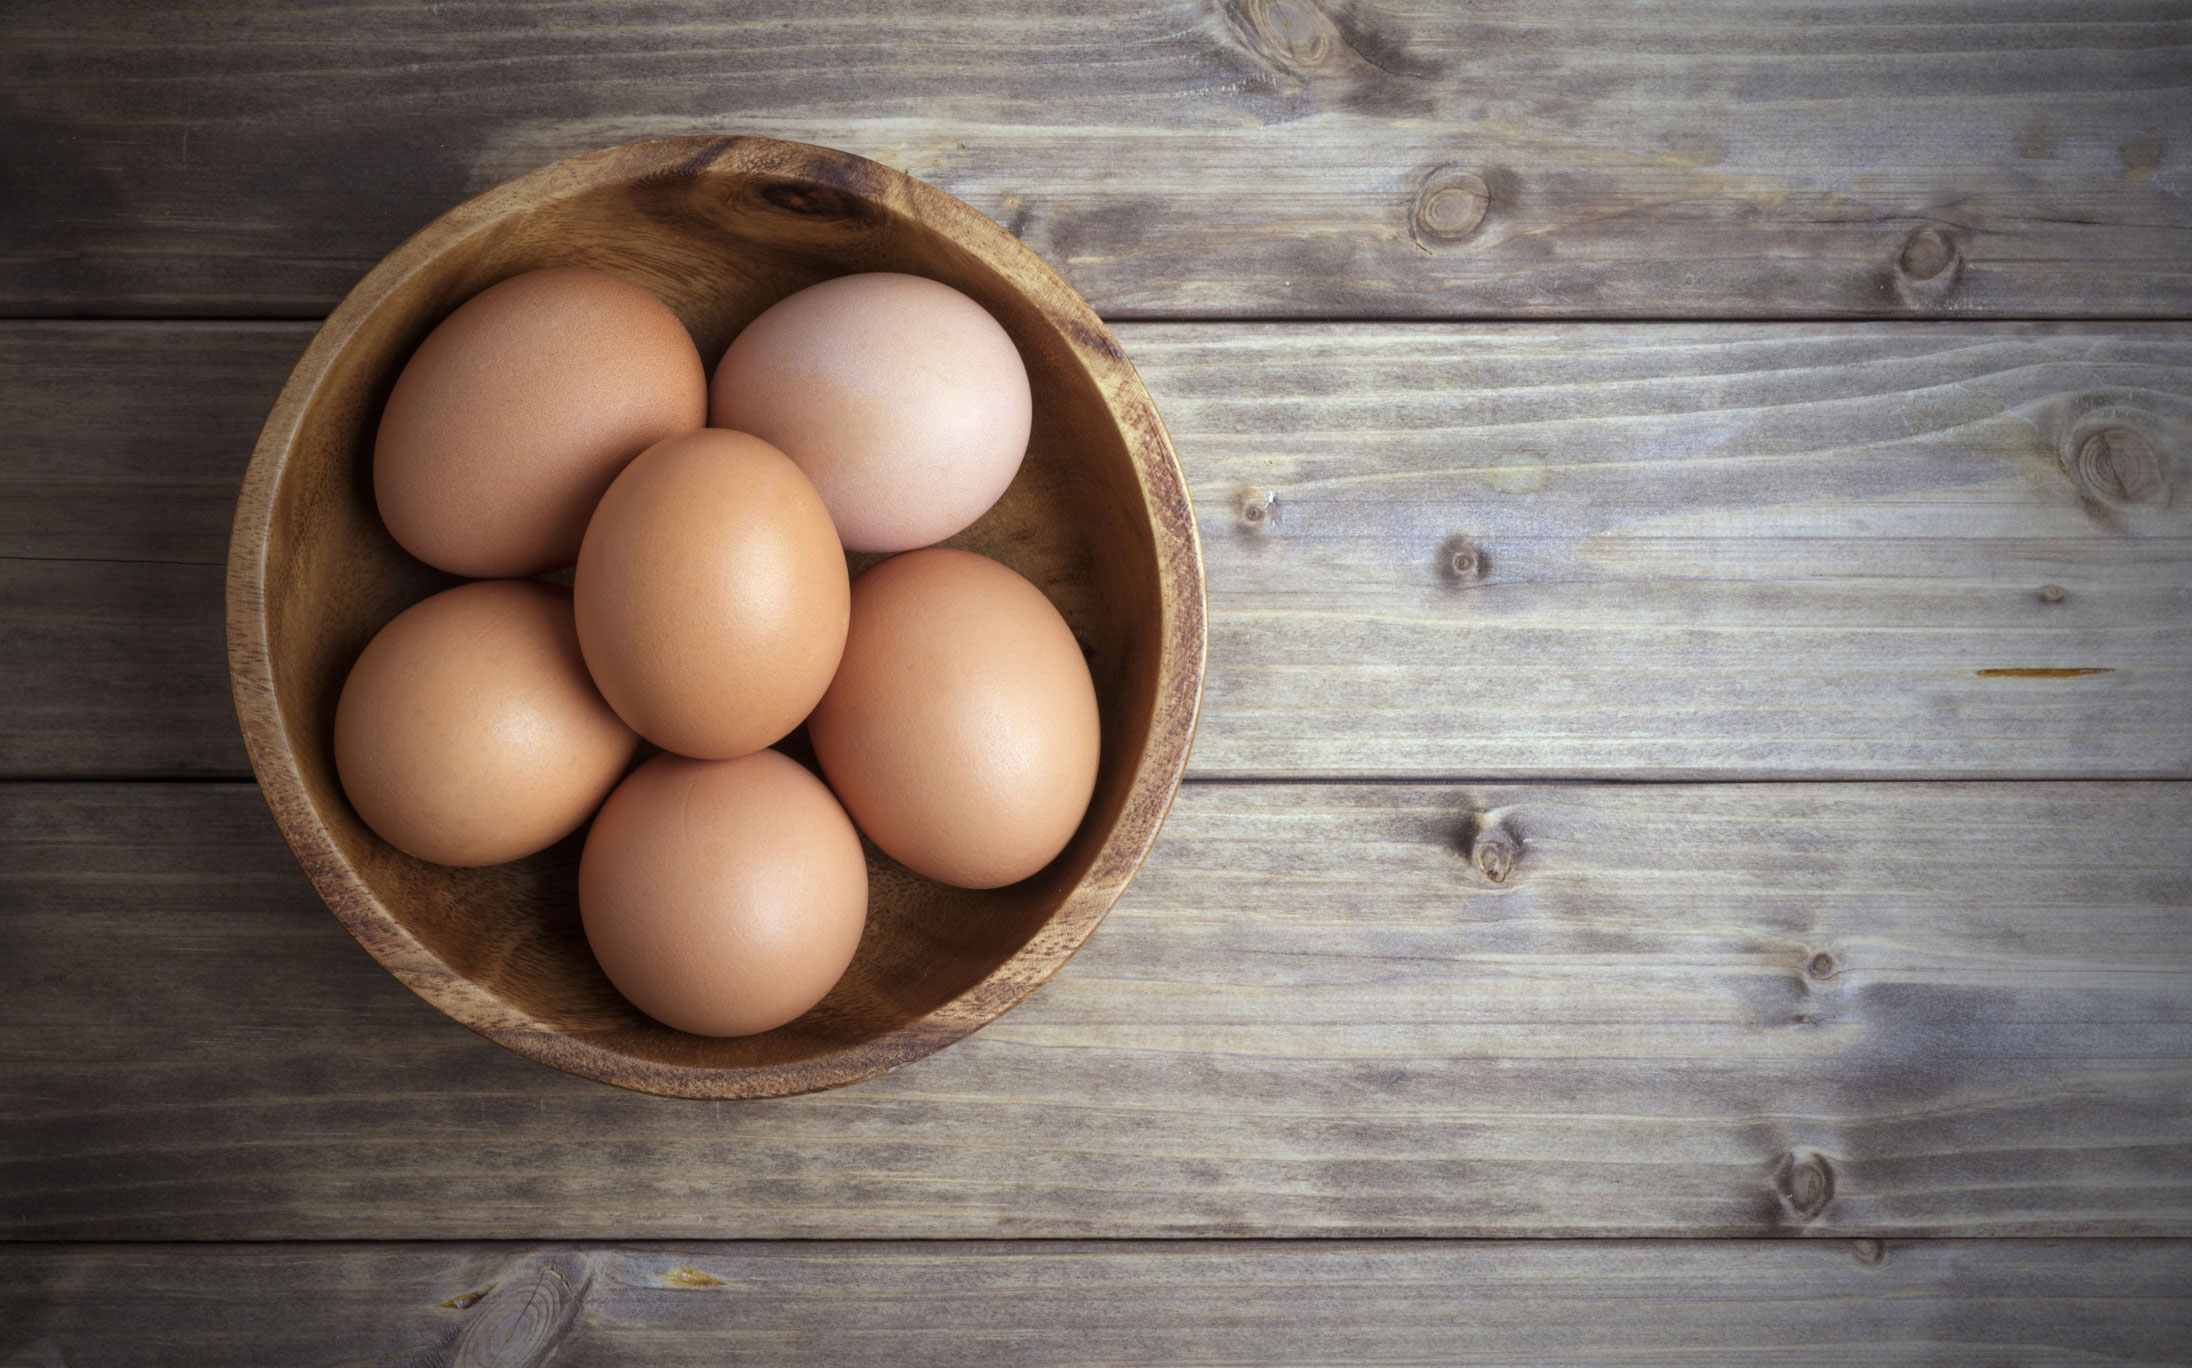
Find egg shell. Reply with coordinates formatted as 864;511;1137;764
579;750;870;1038
574;428;849;759
373;266;707;577
809;547;1101;889
332;579;638;867
709;272;1033;553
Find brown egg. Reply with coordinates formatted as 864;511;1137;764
333;579;638;867
374;266;706;577
809;548;1100;889
709;272;1033;553
580;750;869;1037
574;428;849;759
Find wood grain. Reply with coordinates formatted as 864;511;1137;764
1171;322;2192;779
0;323;300;777
7;321;2189;780
5;1239;2189;1366
4;780;2187;1240
3;0;2187;318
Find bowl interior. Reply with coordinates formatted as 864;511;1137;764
245;139;1196;1095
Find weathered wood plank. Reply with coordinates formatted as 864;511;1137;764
1178;322;2192;778
4;781;2187;1240
5;1239;2189;1366
5;321;2189;780
0;323;299;777
0;323;295;566
3;1;2187;318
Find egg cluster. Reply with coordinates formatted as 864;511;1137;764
335;267;1101;1038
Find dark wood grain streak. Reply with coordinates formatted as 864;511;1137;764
2;0;2186;318
4;1240;2190;1366
4;781;2187;1240
6;321;2189;781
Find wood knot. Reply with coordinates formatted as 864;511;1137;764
2066;424;2166;506
1474;835;1516;883
1223;0;1435;118
1441;535;1485;585
1412;167;1490;246
2038;584;2067;604
1454;811;1522;884
1238;489;1277;531
1805;951;1837;981
1773;1151;1836;1221
1462;817;1518;884
1897;226;1960;282
1851;1238;1885;1265
1228;0;1342;72
448;1261;588;1368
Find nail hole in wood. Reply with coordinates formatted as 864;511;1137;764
1806;952;1837;981
1238;489;1276;530
1442;535;1484;585
1852;1239;1885;1265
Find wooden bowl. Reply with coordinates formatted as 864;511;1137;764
226;137;1205;1099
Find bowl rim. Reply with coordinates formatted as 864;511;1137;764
226;135;1208;1099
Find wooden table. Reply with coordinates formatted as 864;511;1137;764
4;2;2190;1361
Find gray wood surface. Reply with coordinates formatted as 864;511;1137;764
6;1239;2190;1367
8;3;2190;1349
3;1;2187;318
6;780;2187;1240
6;321;2189;781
